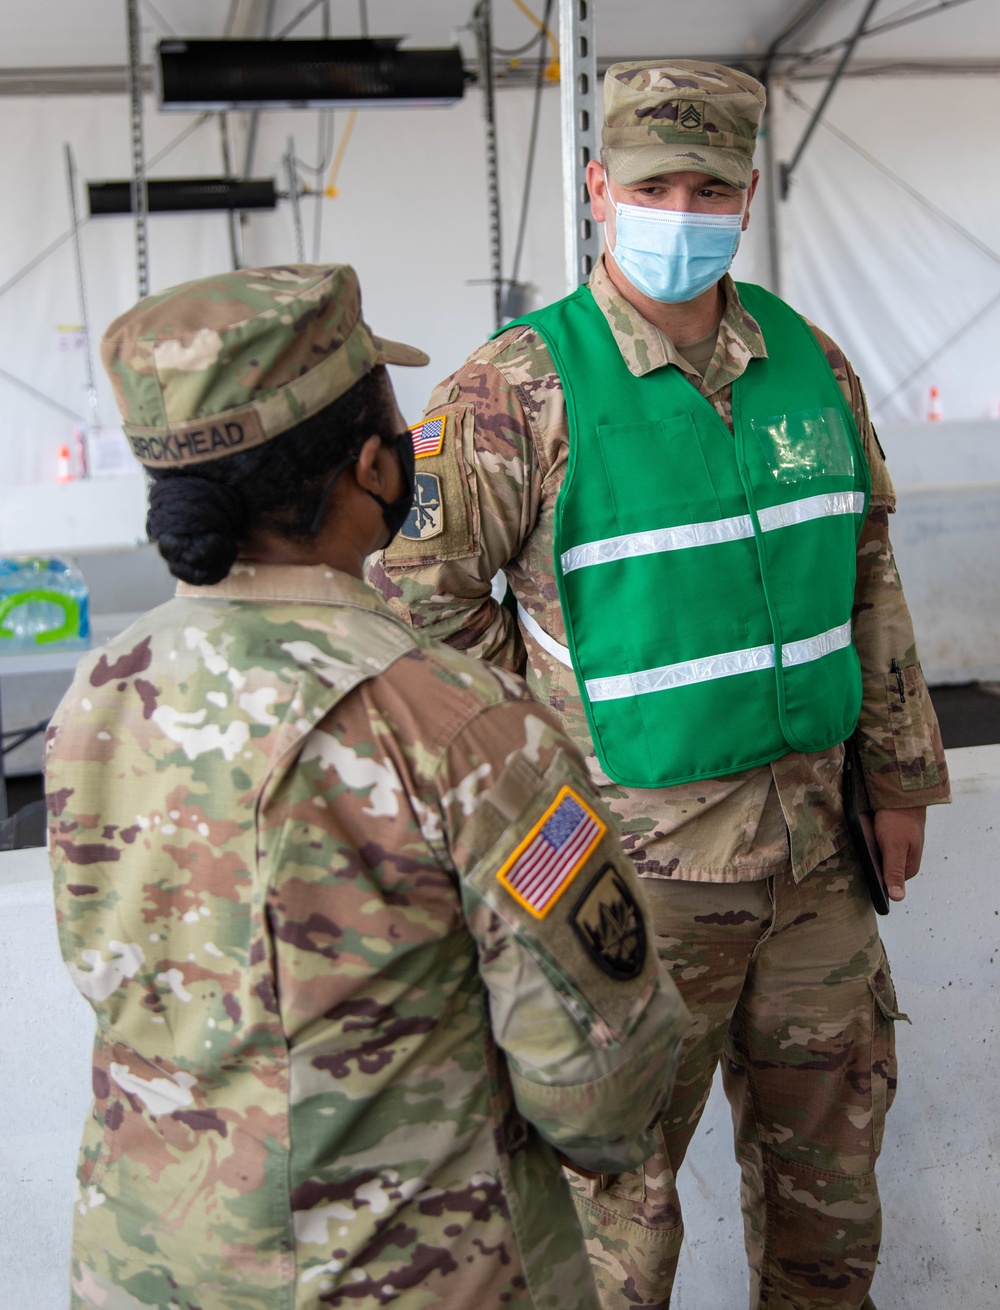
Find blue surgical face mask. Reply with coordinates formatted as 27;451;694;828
607;190;745;304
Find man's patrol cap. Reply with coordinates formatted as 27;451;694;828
602;60;766;191
100;264;429;469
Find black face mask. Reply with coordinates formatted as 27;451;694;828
307;431;415;544
367;430;415;548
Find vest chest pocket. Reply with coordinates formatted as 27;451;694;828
596;414;731;535
749;406;856;485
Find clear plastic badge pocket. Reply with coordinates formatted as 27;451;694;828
750;407;855;484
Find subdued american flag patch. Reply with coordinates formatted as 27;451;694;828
409;415;447;459
497;786;606;919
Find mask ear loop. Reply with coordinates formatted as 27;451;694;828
307;454;358;536
603;167;618;257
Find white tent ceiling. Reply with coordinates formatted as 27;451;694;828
2;0;998;81
0;0;997;480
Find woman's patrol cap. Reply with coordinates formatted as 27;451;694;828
100;264;429;469
602;60;766;191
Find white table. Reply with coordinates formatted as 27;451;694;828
0;611;144;819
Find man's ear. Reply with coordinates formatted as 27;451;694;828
587;158;609;224
742;169;761;232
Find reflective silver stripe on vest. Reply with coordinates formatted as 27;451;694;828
516;600;573;667
561;513;755;574
781;620;853;668
561;492;865;575
757;491;865;533
584;622;852;703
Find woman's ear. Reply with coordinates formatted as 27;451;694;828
352;434;386;496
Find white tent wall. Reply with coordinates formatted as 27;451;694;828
0;79;777;494
0;87;561;490
773;72;1000;426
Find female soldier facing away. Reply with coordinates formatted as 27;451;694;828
45;265;689;1310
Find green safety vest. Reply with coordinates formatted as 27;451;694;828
504;282;870;788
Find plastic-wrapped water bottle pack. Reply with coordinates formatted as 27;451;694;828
0;556;91;652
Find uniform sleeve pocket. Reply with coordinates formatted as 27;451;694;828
884;663;942;792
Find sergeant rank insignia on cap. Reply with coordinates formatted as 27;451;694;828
569;863;647;980
400;472;443;540
497;785;606;919
410;414;446;459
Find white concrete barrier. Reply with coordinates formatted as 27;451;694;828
2;747;998;1308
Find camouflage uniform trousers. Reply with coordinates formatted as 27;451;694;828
565;846;904;1310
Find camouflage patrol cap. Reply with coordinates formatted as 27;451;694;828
603;60;766;191
100;264;428;468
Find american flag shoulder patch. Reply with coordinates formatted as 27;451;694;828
409;414;447;459
497;785;606;920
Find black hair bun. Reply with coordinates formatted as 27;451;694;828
146;476;247;585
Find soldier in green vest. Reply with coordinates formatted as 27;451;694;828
45;263;691;1309
369;62;951;1310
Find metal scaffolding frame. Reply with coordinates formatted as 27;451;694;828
285;138;306;262
559;0;598;292
125;0;149;297
779;0;882;198
473;0;503;331
64;144;100;434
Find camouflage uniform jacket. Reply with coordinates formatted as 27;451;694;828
46;562;690;1310
369;260;950;883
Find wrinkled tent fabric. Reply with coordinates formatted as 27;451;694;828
0;72;998;486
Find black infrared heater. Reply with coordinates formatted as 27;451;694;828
158;38;467;110
88;178;278;216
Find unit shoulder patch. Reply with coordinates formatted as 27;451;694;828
400;472;444;541
569;863;647;980
497;785;606;920
410;414;447;459
385;405;475;564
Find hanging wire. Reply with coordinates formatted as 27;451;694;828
493;27;548;57
508;0;554;293
0;365;87;423
322;111;358;198
787;0;978;73
783;87;1000;267
759;0;839;83
0;229;76;304
778;88;1000;410
140;0;177;36
876;289;1000;410
295;121;339;176
275;0;326;40
506;0;559;66
311;111;335;259
146;115;212;170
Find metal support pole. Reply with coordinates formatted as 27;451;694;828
779;0;881;198
239;0;278;260
559;0;599;290
760;105;782;297
64;143;100;437
126;0;149;296
473;1;503;331
286;139;305;262
218;115;242;270
242;0;278;178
